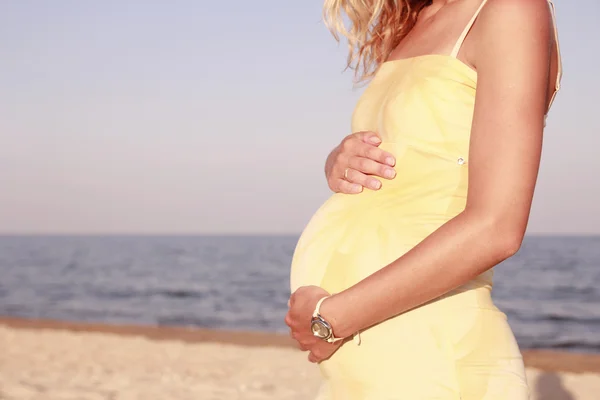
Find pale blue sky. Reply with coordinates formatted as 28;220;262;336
0;0;598;234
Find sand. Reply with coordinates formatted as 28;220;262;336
0;318;599;400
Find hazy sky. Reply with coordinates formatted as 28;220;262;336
1;0;598;235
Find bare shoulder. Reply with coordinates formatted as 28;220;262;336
483;0;551;13
477;0;553;40
472;0;553;70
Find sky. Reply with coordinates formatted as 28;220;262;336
0;0;598;235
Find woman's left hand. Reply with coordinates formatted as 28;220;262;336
285;285;343;363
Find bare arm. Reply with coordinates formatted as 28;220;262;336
321;0;553;338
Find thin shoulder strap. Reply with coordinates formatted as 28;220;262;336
450;0;489;58
547;0;563;112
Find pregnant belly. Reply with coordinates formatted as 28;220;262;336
290;143;469;293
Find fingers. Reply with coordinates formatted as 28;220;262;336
333;178;363;194
347;132;394;166
344;168;381;191
354;131;382;146
290;331;309;351
308;352;319;363
358;142;396;167
327;131;396;194
284;312;292;329
347;156;396;181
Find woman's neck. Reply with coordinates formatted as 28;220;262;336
420;0;458;21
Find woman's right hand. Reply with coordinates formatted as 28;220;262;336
325;131;397;194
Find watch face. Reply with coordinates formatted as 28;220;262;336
311;318;331;339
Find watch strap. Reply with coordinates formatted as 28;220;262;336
313;295;330;318
312;295;362;346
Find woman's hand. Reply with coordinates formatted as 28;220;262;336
285;286;343;363
325;131;397;194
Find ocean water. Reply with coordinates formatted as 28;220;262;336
0;235;598;353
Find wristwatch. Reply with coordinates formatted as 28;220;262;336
310;296;344;343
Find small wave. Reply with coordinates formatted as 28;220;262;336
543;314;600;323
553;285;598;296
500;305;600;324
150;289;206;299
94;289;138;300
91;287;211;300
527;340;600;352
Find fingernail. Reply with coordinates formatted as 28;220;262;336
369;180;381;190
369;136;382;145
385;157;395;166
384;168;396;179
351;184;363;193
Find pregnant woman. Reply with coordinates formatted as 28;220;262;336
285;0;562;398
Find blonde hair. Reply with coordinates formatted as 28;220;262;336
323;0;431;82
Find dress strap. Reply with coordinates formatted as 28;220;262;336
450;0;489;58
547;0;563;112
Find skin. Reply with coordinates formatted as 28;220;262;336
285;0;559;363
324;131;397;194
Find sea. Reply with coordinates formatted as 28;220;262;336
0;235;598;353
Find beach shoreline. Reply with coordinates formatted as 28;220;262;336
1;316;600;399
1;316;599;374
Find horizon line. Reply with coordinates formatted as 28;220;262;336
0;232;599;237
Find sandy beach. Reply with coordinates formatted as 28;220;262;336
1;318;599;400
